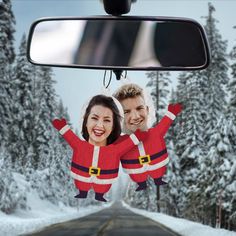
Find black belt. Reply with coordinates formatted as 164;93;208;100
71;162;119;176
120;149;167;165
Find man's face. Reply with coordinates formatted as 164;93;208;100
120;95;149;134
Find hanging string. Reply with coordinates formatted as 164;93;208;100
123;70;127;79
103;70;112;89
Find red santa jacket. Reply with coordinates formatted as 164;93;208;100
59;126;141;185
119;111;175;175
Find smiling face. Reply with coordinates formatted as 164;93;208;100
86;105;113;146
120;95;149;134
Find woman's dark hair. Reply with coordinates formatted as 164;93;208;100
82;95;122;145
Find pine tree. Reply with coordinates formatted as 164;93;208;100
0;145;27;213
145;71;171;211
8;34;36;172
162;140;181;216
49;101;78;207
219;118;236;230
173;71;206;221
201;3;229;142
32;66;57;169
29;69;80;206
223;36;236;230
146;71;171;119
28;66;57;200
0;0;15;143
194;3;231;227
0;0;15;65
158;88;182;216
48;138;76;206
228;34;236;150
170;3;230;226
125;179;153;210
199;115;235;228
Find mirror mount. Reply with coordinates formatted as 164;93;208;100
113;70;123;80
103;0;134;16
103;0;132;80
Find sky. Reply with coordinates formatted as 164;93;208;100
12;0;236;129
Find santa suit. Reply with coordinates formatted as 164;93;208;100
58;125;140;194
119;110;176;183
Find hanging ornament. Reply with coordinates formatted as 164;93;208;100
52;94;148;202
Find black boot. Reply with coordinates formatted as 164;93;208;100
135;181;147;191
95;193;107;202
74;190;88;199
154;177;167;186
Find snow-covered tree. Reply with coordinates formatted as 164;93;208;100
192;3;231;227
173;71;206;221
144;71;172;211
146;71;171;119
201;3;229;142
228;33;236;151
225;30;236;230
0;0;15;143
162;140;182;216
198;115;235;228
229;41;236;118
0;145;27;213
8;34;36;172
32;66;57;169
48;102;80;207
125;178;156;211
167;3;230;226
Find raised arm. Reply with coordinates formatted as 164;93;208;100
154;103;182;136
52;118;82;150
116;129;148;156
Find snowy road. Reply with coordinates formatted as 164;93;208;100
24;201;180;236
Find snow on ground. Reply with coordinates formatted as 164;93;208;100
0;189;111;236
0;185;235;236
123;202;236;236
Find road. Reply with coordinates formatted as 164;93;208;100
25;201;180;236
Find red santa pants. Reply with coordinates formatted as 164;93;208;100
74;180;112;194
129;166;167;183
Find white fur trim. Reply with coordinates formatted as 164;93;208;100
165;111;176;120
70;172;117;185
129;133;139;145
138;142;146;156
123;157;169;174
92;146;100;167
59;125;70;135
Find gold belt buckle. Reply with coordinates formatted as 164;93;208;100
89;167;101;176
138;155;151;165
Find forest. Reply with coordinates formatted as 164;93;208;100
0;0;235;231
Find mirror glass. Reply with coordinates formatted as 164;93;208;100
28;18;210;70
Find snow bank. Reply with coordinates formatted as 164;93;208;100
123;202;236;236
0;190;111;236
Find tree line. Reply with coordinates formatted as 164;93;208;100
125;3;236;231
0;0;103;214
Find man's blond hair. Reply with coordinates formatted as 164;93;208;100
113;83;144;101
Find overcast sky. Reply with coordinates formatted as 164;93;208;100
12;0;236;129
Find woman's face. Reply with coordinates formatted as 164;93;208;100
86;105;113;146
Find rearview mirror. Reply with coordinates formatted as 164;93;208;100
27;17;210;70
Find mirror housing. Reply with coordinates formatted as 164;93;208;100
103;0;132;15
27;16;210;71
